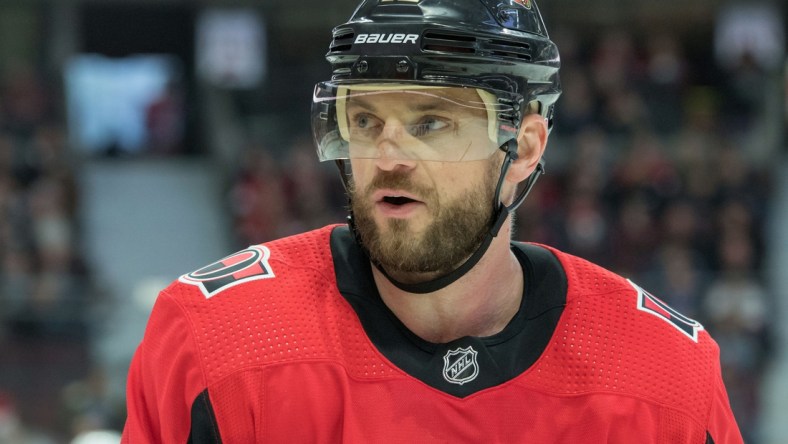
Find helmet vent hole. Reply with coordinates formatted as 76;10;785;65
330;29;356;53
421;32;533;61
491;51;532;61
488;39;533;60
423;32;477;54
489;39;530;50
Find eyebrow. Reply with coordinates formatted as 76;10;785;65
346;93;449;114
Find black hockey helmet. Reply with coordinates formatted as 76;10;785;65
312;0;561;162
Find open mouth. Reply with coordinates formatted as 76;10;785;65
372;189;425;217
382;196;418;206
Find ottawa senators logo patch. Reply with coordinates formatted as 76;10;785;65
179;245;275;298
629;280;704;342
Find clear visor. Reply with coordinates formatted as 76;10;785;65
311;82;521;162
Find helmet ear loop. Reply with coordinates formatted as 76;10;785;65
335;159;352;193
490;138;545;237
335;159;363;243
509;159;544;212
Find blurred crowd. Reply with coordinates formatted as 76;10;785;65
0;24;779;444
0;64;122;442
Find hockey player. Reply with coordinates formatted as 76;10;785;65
123;0;743;442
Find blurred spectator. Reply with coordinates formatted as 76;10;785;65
61;368;124;438
714;2;784;134
639;33;688;133
0;62;52;136
0;391;55;444
280;136;346;236
554;66;597;136
608;192;659;275
145;81;185;156
561;192;609;266
228;144;289;245
639;243;710;320
590;31;637;95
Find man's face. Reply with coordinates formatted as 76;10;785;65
346;87;501;280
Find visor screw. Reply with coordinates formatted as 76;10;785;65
396;59;409;73
357;60;368;73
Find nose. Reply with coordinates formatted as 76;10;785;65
379;117;407;140
374;119;417;171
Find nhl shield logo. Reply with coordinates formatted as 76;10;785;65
442;346;479;385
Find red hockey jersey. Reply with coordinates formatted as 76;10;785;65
123;225;742;443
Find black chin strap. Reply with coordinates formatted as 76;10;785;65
338;139;544;294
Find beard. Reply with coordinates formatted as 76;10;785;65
350;160;499;281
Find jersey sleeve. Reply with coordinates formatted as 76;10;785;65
122;289;209;443
706;362;744;444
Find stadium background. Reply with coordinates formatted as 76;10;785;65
0;0;784;442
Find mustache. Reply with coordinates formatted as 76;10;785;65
355;171;436;201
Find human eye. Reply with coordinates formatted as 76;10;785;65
349;112;382;135
409;116;450;138
355;113;370;128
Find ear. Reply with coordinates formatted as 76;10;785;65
505;113;548;184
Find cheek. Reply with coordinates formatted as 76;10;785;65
428;166;481;202
349;160;374;190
